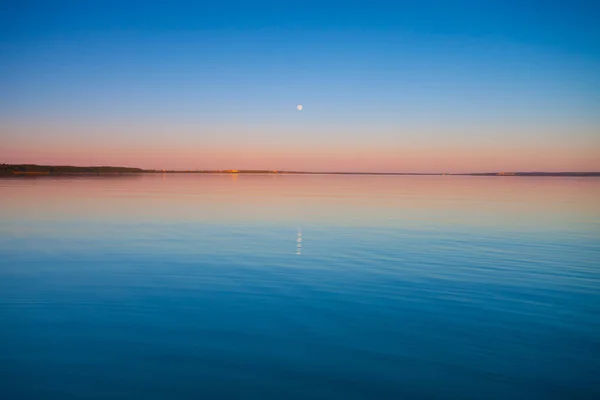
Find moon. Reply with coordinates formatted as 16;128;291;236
297;104;303;111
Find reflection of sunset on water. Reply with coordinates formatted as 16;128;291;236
3;175;598;231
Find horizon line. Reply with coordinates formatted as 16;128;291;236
2;163;600;177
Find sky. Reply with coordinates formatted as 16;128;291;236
1;0;599;172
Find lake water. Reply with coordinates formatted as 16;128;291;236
1;174;599;399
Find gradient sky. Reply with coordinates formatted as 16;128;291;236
1;0;599;172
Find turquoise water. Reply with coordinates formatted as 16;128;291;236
1;175;599;399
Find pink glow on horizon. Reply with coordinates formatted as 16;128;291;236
3;118;599;172
2;141;599;173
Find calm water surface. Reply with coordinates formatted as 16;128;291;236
1;174;599;399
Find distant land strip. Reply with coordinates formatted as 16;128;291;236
1;164;599;177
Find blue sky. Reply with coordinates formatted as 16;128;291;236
1;0;599;171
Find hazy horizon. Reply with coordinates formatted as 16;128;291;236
2;1;599;173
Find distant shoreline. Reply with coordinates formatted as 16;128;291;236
1;164;599;177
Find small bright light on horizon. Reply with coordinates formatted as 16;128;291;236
297;104;303;111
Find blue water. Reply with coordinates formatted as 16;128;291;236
1;175;599;399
